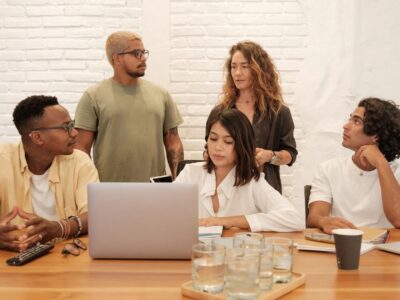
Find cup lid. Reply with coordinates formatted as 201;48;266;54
332;228;364;236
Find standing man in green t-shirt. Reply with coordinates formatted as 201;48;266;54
74;31;184;182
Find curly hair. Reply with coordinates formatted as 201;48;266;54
220;41;285;118
204;107;260;186
13;95;59;134
359;97;400;161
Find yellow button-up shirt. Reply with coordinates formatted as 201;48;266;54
0;142;99;223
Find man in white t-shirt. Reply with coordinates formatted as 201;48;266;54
307;97;400;233
0;95;98;252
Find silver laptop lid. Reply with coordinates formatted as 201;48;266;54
88;182;198;259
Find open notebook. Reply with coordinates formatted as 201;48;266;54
296;227;388;254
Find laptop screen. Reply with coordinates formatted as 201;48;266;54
88;182;198;259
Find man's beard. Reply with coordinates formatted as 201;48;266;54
127;71;145;78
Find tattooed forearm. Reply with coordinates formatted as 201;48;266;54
164;127;184;178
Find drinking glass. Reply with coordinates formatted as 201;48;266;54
225;248;260;300
191;243;225;294
267;237;293;283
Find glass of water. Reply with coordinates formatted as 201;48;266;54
267;237;293;283
191;243;225;294
259;240;274;291
225;248;260;300
233;232;264;249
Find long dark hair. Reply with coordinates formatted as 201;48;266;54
204;108;260;186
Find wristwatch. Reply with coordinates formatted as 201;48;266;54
270;151;277;164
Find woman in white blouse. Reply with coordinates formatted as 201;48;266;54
175;109;304;232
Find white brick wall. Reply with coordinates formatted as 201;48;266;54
0;0;143;143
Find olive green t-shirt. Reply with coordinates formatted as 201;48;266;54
75;78;183;182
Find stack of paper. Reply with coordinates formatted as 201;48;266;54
198;226;223;240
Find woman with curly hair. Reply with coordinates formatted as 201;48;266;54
307;97;400;233
213;41;297;194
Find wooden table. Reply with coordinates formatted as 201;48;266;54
0;229;399;300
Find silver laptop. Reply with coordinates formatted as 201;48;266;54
88;182;198;259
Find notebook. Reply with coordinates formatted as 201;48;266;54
296;227;387;254
376;242;400;255
88;182;198;259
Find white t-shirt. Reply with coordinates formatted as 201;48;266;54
309;156;400;228
30;169;58;221
174;162;304;232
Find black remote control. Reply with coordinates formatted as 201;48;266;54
6;243;55;266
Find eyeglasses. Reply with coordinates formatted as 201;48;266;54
118;49;149;59
61;239;87;256
32;120;75;136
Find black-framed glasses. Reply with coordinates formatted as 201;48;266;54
118;49;149;59
32;120;75;136
61;239;87;256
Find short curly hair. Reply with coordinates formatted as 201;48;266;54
13;95;59;134
359;97;400;161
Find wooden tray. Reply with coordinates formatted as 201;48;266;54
181;272;306;300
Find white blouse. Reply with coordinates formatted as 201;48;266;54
174;162;304;232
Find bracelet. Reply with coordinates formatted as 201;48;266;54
68;215;83;238
56;220;65;239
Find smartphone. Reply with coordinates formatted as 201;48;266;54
304;233;335;244
150;175;173;183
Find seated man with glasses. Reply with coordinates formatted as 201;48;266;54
74;31;184;182
0;95;99;252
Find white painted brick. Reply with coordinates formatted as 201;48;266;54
188;83;221;94
102;8;141;17
26;6;64;16
284;2;303;13
47;39;89;49
127;0;142;6
9;82;49;93
28;28;65;38
64;50;104;60
4;126;19;136
42;17;88;27
182;116;208;127
49;82;90;93
63;72;104;82
172;26;206;37
170;49;206;60
49;61;86;70
26;72;65;81
0;29;27;38
0;40;5;49
171;71;208;82
66;28;104;38
86;62;112;73
284;25;308;36
0;7;25;17
179;127;205;139
187;105;214;116
183;139;205;151
26;50;63;60
0;72;25;82
4;17;43;28
64;6;104;16
0;84;8;93
6;39;47;50
6;0;47;5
